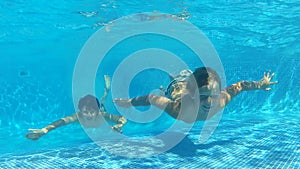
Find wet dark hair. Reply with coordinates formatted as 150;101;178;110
191;67;221;89
78;94;100;111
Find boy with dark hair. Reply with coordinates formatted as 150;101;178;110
26;76;127;140
114;67;277;123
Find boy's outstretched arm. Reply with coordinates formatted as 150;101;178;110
101;112;127;133
221;71;278;107
26;113;78;140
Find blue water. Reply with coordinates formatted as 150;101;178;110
1;0;300;168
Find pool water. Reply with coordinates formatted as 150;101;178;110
1;0;299;168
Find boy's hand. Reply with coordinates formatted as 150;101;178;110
259;71;278;90
111;124;123;134
26;128;47;140
114;98;132;108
